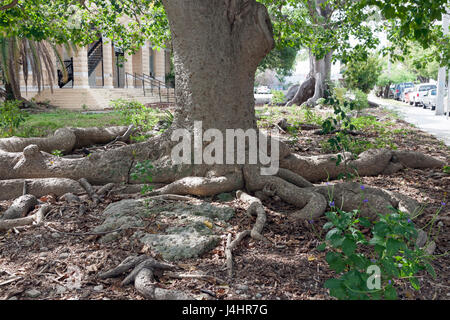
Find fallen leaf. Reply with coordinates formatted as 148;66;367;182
203;221;213;229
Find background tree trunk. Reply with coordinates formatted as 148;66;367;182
286;51;332;106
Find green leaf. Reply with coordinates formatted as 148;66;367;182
342;237;357;256
342;270;363;288
324;278;343;289
409;277;420;291
382;259;399;278
323;222;334;230
359;217;372;228
329;287;347;300
369;235;384;246
386;238;402;256
316;242;326;251
424;263;436;279
384;286;397;300
326;252;346;273
373;221;389;237
325;228;342;241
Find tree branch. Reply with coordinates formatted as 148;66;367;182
0;0;18;11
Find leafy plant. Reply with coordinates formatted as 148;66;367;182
317;207;436;300
130;160;154;194
271;90;286;105
110;99;161;132
0;100;28;135
342;55;382;94
443;165;450;174
159;110;174;132
352;89;369;112
51;149;64;157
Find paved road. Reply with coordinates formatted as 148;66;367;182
371;96;450;147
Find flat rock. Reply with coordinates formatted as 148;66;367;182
25;289;41;298
95;199;235;261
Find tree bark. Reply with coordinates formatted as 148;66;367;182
163;0;274;132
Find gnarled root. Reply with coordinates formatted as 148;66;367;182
151;168;244;197
0;194;38;220
0;126;130;154
0;204;50;232
285;76;315;107
99;255;193;300
244;165;327;219
310;181;421;219
280;148;445;182
225;190;269;277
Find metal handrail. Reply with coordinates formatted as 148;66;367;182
88;38;103;57
142;73;175;103
125;72;175;103
57;58;74;88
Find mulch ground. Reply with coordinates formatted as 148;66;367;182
0;105;448;300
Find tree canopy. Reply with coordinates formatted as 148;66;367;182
0;0;449;80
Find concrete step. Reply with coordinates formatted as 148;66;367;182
28;87;175;110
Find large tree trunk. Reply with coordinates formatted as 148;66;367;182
164;0;274;132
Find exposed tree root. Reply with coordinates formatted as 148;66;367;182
151;169;244;197
236;190;268;241
280;148;444;182
244;165;327;219
0;194;38;220
0;123;444;227
0;126;129;154
99;255;193;300
225;190;270;277
164;272;226;284
285;76;315;107
309;182;421;219
79;178;101;205
0;178;84;201
0;204;50;232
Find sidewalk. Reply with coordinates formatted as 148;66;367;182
370;96;450;147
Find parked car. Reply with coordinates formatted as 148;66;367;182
404;88;415;104
410;83;437;106
401;87;414;103
394;82;414;101
421;89;437;109
423;88;448;111
256;86;271;94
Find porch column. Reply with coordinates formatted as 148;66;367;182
102;39;114;88
154;49;166;82
73;46;89;89
124;52;134;88
141;41;150;76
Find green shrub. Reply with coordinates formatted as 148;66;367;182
0;100;28;136
110;99;160;132
352;89;369;112
317;205;436;300
271;90;285;105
